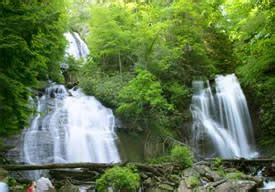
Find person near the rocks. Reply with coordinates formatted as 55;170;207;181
36;176;55;192
26;181;36;192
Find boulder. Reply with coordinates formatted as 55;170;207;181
183;168;200;177
59;180;79;192
193;164;221;182
178;180;192;192
215;180;257;192
158;183;174;191
143;177;154;187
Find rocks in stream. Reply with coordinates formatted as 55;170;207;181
48;162;265;192
176;162;263;192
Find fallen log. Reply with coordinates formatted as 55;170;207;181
0;162;122;171
0;162;173;172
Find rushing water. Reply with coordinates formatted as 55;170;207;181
23;85;120;164
64;32;89;59
191;74;258;158
21;32;120;167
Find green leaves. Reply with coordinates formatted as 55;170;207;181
222;0;275;145
170;145;194;168
0;0;66;135
117;69;173;118
96;166;140;192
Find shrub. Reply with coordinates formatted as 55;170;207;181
170;145;193;168
96;166;140;192
213;157;223;168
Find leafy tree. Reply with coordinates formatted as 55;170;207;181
117;69;173;118
222;0;275;146
0;1;66;135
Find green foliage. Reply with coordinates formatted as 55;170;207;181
147;144;194;167
117;69;173;117
80;0;237;135
225;171;245;180
96;166;140;192
221;0;275;145
211;157;225;176
117;69;174;134
7;177;17;187
88;4;135;72
63;56;83;87
147;155;172;164
67;0;92;36
213;157;223;168
170;145;193;168
80;60;133;107
185;176;200;188
0;1;66;135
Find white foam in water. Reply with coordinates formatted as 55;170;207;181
23;85;120;164
191;74;258;158
262;181;275;190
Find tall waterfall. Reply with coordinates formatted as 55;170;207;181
22;32;120;165
191;74;257;158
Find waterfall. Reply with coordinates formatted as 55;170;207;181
64;32;89;59
22;32;120;165
191;74;258;158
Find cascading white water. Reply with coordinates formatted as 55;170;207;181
23;85;120;164
22;32;120;165
64;32;89;59
191;74;257;158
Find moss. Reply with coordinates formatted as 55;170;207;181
215;168;225;177
185;176;200;188
211;157;225;177
225;171;245;180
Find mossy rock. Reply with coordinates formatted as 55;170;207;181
59;180;79;192
183;168;200;177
